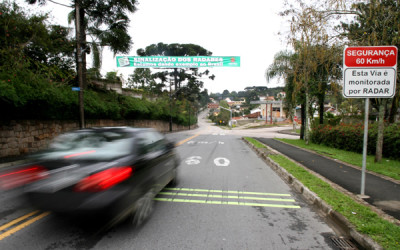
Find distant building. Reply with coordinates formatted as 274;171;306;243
207;103;220;109
250;99;286;122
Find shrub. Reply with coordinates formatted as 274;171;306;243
311;123;400;160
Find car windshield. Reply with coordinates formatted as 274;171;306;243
36;130;133;160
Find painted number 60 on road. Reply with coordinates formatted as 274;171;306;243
184;156;230;167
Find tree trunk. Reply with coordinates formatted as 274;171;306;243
375;99;386;163
292;108;296;130
304;91;310;145
300;103;305;140
388;94;399;123
319;94;324;124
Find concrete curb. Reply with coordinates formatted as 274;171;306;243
242;138;383;250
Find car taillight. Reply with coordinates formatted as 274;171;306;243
74;166;133;192
0;165;48;190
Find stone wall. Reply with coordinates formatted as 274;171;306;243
0;119;194;159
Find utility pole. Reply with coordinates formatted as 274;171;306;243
75;2;85;129
169;80;172;132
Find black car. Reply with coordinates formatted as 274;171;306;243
0;127;180;227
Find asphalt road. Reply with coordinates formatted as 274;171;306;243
0;113;341;249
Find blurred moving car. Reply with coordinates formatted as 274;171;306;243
0;127;180;227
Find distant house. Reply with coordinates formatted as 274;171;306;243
207;103;220;109
224;97;232;103
250;98;286;121
250;108;261;114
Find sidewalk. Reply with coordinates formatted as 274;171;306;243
254;138;400;222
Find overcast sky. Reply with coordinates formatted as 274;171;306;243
17;0;289;93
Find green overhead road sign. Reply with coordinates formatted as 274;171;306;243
116;56;240;68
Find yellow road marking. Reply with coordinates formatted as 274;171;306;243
157;188;300;208
154;197;301;208
0;210;40;232
164;187;292;197
159;192;296;202
0;211;50;241
175;134;200;146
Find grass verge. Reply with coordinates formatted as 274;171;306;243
276;138;400;181
244;137;400;250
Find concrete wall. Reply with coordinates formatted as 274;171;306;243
0;119;194;159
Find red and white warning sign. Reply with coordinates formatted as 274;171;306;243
343;46;398;98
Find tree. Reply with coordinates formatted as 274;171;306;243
222;89;230;99
280;0;347;144
27;0;137;128
309;44;342;124
105;71;120;82
217;100;231;125
245;90;260;105
266;50;304;132
136;43;215;101
199;89;210;108
339;0;400;162
1;2;75;79
128;68;153;89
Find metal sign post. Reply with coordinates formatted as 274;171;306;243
343;46;398;196
361;98;369;195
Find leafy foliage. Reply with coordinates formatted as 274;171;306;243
132;43;215;101
0;2;195;126
311;123;400;160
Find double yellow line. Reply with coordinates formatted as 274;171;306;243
0;210;50;241
155;187;301;209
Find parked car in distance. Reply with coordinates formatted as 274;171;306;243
0;127;180;228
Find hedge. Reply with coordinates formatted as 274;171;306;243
311;123;400;160
0;74;196;126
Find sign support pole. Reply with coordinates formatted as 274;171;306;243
361;98;369;196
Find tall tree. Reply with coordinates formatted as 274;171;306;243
1;2;75;78
27;0;137;128
309;44;342;124
266;50;304;132
280;0;347;143
136;43;215;101
340;0;400;162
27;0;136;78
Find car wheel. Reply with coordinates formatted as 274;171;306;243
131;188;155;227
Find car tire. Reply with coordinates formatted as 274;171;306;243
131;188;155;227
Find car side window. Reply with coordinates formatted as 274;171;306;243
136;131;165;154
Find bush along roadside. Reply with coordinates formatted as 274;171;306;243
311;123;400;160
243;137;400;250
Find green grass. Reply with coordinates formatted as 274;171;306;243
269;154;400;249
276;139;400;181
244;138;400;249
244;137;267;148
244;124;279;129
